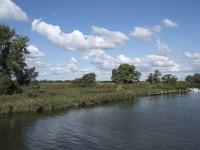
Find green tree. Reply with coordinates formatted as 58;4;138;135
111;64;141;83
146;70;161;84
0;25;38;94
185;75;193;84
185;74;200;87
82;73;96;86
71;73;96;87
161;74;178;84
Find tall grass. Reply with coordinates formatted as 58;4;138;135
0;82;188;114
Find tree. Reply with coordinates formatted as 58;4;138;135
71;73;96;87
185;74;200;87
161;74;178;84
185;75;193;84
82;73;96;86
111;64;141;84
0;25;38;94
146;70;161;84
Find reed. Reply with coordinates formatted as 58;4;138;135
0;82;188;114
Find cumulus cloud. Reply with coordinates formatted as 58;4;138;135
83;50;134;70
26;45;45;68
155;39;171;56
87;50;116;70
163;19;179;28
185;52;200;60
83;49;180;76
153;25;162;32
0;0;28;21
26;47;181;80
116;54;132;64
129;27;154;41
147;54;179;69
27;45;45;58
184;52;200;69
32;19;128;52
41;57;78;76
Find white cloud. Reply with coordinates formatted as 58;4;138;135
83;50;133;70
32;19;128;52
163;18;179;28
147;54;179;69
69;57;77;64
26;45;45;68
36;57;78;79
67;57;78;72
0;0;28;21
155;39;171;55
83;49;180;76
116;54;132;64
25;46;183;81
184;52;200;70
43;57;78;76
185;52;200;60
27;45;45;58
88;49;116;70
129;27;154;41
153;25;162;32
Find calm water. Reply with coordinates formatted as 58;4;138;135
0;93;200;150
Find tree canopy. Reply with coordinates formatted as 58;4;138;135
146;70;161;84
0;25;38;94
161;74;178;84
185;73;200;87
111;64;141;84
72;73;96;87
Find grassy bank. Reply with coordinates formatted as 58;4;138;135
0;82;188;114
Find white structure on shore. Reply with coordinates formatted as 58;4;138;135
188;88;200;92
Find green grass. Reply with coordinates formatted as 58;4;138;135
0;82;188;114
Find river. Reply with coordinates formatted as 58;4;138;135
0;93;200;150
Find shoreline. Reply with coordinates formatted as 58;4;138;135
0;83;189;115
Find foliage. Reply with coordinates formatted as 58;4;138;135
0;74;17;94
111;64;141;83
161;74;178;85
185;73;200;87
146;70;161;84
0;25;38;94
71;78;82;87
71;73;96;87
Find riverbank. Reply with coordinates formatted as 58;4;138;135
0;82;188;114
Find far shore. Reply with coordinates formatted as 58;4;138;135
0;82;190;115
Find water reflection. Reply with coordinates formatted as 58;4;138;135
0;93;200;150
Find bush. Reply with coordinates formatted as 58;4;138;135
71;73;96;87
0;74;17;94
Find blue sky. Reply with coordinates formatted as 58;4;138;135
0;0;200;80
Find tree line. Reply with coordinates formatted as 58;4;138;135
72;63;200;88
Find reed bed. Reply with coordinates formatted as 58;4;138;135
0;82;188;114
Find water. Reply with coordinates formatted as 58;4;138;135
0;93;200;150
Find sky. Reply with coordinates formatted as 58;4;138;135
0;0;200;81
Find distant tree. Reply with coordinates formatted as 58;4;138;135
146;70;161;84
71;73;96;87
185;74;200;87
192;74;200;85
185;75;193;83
0;25;38;94
161;74;178;84
71;78;82;87
111;64;141;84
82;73;96;86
